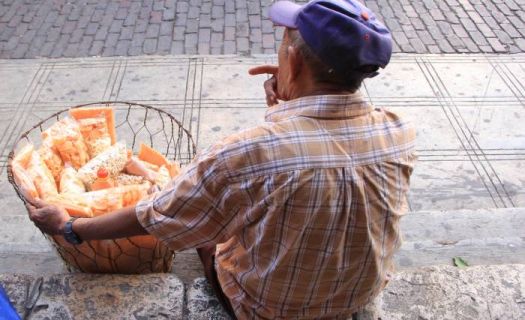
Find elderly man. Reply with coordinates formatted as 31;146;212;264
29;0;416;318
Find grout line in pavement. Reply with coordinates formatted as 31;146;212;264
181;58;190;138
480;61;525;206
423;57;516;208
495;63;525;105
4;63;57;158
181;57;199;149
113;59;128;100
1;97;521;108
105;59;121;100
429;61;508;208
416;56;502;208
0;55;522;68
431;62;517;208
187;58;200;146
102;59;117;100
107;59;125;101
195;58;204;150
187;58;199;147
0;62;48;157
0;58;269;70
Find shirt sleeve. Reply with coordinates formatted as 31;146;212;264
135;145;241;251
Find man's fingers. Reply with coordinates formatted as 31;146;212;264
263;76;279;106
27;207;36;221
29;207;46;222
266;96;278;107
248;65;278;76
249;65;280;106
25;201;36;212
30;197;48;209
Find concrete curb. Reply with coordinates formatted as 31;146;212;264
2;264;523;319
362;264;525;320
0;273;185;319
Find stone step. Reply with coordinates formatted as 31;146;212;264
0;273;185;319
189;265;525;320
358;264;525;320
3;264;522;320
2;208;524;276
187;278;231;320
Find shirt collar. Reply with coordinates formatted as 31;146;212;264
264;92;373;122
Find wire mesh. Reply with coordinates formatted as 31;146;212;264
7;101;196;274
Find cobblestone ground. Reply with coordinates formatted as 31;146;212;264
0;0;524;58
369;0;525;54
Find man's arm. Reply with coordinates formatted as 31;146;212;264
28;198;148;240
73;206;148;240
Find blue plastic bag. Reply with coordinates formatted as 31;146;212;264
0;284;20;320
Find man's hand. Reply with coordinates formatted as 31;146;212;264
27;199;70;235
248;65;279;107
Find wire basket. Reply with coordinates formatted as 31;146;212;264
7;101;196;274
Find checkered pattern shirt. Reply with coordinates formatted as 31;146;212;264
136;92;417;319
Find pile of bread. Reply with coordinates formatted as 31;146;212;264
11;106;180;217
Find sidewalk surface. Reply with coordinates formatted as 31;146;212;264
1;0;525;58
1;52;525;284
1;54;524;212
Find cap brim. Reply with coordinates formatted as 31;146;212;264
269;1;302;28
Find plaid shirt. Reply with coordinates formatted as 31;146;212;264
136;92;416;319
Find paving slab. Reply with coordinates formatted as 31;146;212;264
117;62;190;101
0;64;40;103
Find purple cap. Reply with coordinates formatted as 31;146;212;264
269;0;392;76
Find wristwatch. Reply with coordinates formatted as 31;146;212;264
63;217;83;245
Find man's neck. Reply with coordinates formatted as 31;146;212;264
305;87;355;97
289;83;355;100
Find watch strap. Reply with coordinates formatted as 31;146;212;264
64;217;83;245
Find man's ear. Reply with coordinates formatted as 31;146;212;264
286;45;303;82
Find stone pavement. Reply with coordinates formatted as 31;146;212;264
369;0;525;54
2;265;524;319
1;0;525;59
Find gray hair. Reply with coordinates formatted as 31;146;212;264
286;28;366;92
